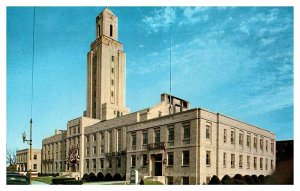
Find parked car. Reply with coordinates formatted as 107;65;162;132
7;173;30;185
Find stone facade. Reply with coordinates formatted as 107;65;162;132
41;8;276;184
16;148;41;173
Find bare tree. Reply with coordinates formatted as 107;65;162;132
6;149;17;171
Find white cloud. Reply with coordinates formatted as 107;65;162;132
142;7;175;34
179;7;209;25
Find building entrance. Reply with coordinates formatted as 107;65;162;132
153;154;162;176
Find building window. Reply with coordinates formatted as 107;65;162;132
271;141;274;154
131;155;136;167
86;159;89;169
117;129;122;152
108;159;112;168
78;126;80;134
266;140;268;152
97;25;100;37
73;127;76;135
247;156;250;169
86;136;89;143
86;147;89;155
206;123;211;139
223;152;227;168
131;132;136;150
100;159;104;169
111;68;114;74
93;159;96;169
117;158;121;168
182;177;189;185
154;128;160;143
260;139;263;150
239;155;243;169
34;155;37;160
111;55;114;62
206;151;211;166
110;24;113;37
182;151;190;166
142;131;148;146
168;126;174;146
260;158;263;170
33;164;37;170
111;79;114;86
265;158;268;170
254;157;257;169
183;122;190;144
100;132;104;140
239;133;243;146
247;134;251;147
142;154;148;167
230;130;235;144
231;154;235;168
93;134;96;142
254;137;257;149
224;129;227;143
111;91;114;97
108;131;112;153
93;146;96;155
167;152;174;166
100;144;104;154
167;177;174;185
271;160;274;170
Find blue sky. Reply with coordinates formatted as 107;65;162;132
6;7;293;151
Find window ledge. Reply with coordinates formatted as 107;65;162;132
181;165;190;167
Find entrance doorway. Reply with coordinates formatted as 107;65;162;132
153;154;162;176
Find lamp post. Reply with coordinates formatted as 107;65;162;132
22;119;32;184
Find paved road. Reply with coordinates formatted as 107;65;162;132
31;180;48;185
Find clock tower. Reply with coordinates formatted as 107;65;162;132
86;8;129;120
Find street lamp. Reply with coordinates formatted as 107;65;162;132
22;119;32;184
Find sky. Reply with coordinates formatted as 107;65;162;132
6;6;293;151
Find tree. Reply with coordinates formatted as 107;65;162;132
6;149;17;172
221;175;234;184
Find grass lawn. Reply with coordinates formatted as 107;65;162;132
144;180;164;185
32;176;53;184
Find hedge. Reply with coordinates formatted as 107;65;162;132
258;175;265;184
52;177;76;185
64;180;83;185
244;175;255;184
104;173;113;181
88;172;97;182
81;173;89;182
221;175;234;184
208;175;221;185
97;172;104;181
233;174;245;181
113;173;122;181
251;175;261;184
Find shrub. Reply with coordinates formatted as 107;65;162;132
97;172;104;181
140;178;144;185
234;174;245;181
233;179;247;184
208;175;221;185
52;177;75;185
104;173;113;181
113;173;122;181
244;175;255;184
251;175;261;184
64;180;83;185
263;175;274;184
88;172;97;182
122;174;126;180
81;173;89;182
221;175;234;184
258;175;265;184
